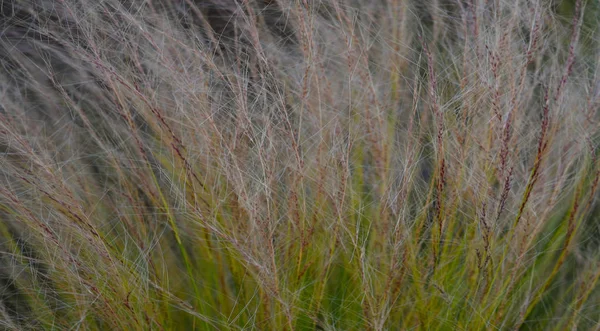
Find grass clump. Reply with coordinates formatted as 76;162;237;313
0;0;600;329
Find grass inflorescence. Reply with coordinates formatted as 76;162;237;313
0;0;599;329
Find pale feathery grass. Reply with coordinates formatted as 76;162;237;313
0;0;599;329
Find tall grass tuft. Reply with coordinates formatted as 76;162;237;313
0;0;599;329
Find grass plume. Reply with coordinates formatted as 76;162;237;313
0;0;599;329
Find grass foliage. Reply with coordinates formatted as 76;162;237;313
1;0;600;329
